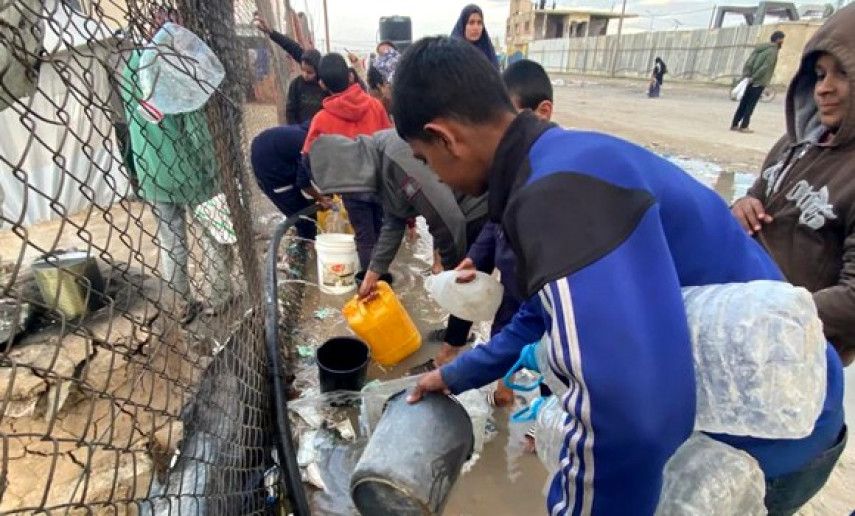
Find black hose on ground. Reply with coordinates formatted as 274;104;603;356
265;205;318;516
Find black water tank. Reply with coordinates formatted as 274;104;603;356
379;15;412;49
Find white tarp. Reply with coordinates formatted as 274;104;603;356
0;1;129;228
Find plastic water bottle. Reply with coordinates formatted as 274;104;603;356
533;396;565;474
138;23;225;114
656;433;766;516
424;270;503;322
682;281;826;439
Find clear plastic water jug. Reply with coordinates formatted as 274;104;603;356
424;270;503;322
682;281;826;438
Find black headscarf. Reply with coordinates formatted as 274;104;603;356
451;4;499;69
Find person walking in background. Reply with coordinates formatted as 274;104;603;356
451;4;499;69
648;56;667;98
731;31;785;133
731;5;855;369
299;53;392;273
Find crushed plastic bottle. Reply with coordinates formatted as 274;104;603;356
424;270;504;322
532;395;565;474
138;22;225;114
682;281;826;439
656;433;766;516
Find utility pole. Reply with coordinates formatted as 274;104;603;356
708;4;717;30
322;0;331;53
610;0;627;76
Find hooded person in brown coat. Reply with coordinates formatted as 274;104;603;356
732;4;855;366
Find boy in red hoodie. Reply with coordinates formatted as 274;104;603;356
299;53;392;274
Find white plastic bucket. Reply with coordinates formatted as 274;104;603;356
315;233;358;295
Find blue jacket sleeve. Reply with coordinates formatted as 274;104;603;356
541;206;695;515
440;296;546;394
467;222;497;273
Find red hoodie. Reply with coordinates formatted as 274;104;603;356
301;83;392;153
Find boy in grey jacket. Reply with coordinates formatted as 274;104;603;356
309;129;487;298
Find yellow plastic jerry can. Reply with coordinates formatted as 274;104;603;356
342;281;422;367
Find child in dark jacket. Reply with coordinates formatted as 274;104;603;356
300;53;392;272
254;14;326;124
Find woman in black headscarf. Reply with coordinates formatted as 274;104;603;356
451;4;499;69
648;56;667;98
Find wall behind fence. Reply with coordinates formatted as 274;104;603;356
527;21;821;86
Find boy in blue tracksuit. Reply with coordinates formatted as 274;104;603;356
394;37;845;515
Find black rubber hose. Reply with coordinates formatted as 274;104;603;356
264;205;318;516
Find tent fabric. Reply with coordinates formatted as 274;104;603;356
0;2;128;228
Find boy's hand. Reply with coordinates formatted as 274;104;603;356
358;270;381;300
253;15;271;34
347;51;360;65
431;250;443;275
454;257;476;284
316;195;334;211
407;369;450;403
731;196;773;235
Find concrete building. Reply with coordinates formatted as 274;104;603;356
506;0;635;55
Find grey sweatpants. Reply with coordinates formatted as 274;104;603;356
153;202;233;304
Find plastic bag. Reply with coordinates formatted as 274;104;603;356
424;270;504;322
193;193;236;244
683;281;826;439
730;78;749;101
656;433;766;516
138;22;225;114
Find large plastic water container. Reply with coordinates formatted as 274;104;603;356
315;233;358;295
138;22;225;114
424;270;504;322
682;281;826;438
343;281;421;366
656;433;766;516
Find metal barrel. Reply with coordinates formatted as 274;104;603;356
351;390;474;515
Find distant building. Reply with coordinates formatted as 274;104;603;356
713;2;800;28
505;0;635;55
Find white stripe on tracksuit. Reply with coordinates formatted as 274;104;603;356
543;279;596;516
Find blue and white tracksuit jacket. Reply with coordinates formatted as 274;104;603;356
440;112;845;515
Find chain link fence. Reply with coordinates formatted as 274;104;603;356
1;0;305;513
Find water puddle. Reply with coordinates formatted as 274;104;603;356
281;219;548;515
664;155;756;204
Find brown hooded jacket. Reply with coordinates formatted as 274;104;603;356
746;5;855;361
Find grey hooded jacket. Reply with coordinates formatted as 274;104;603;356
310;129;487;274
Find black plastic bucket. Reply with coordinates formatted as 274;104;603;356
317;337;370;393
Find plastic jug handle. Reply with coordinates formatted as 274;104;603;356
502;354;543;392
511;396;546;423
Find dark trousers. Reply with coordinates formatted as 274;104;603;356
648;80;661;98
732;84;765;129
341;195;383;272
251;125;316;241
765;426;847;515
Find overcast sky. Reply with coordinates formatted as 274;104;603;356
298;0;734;52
